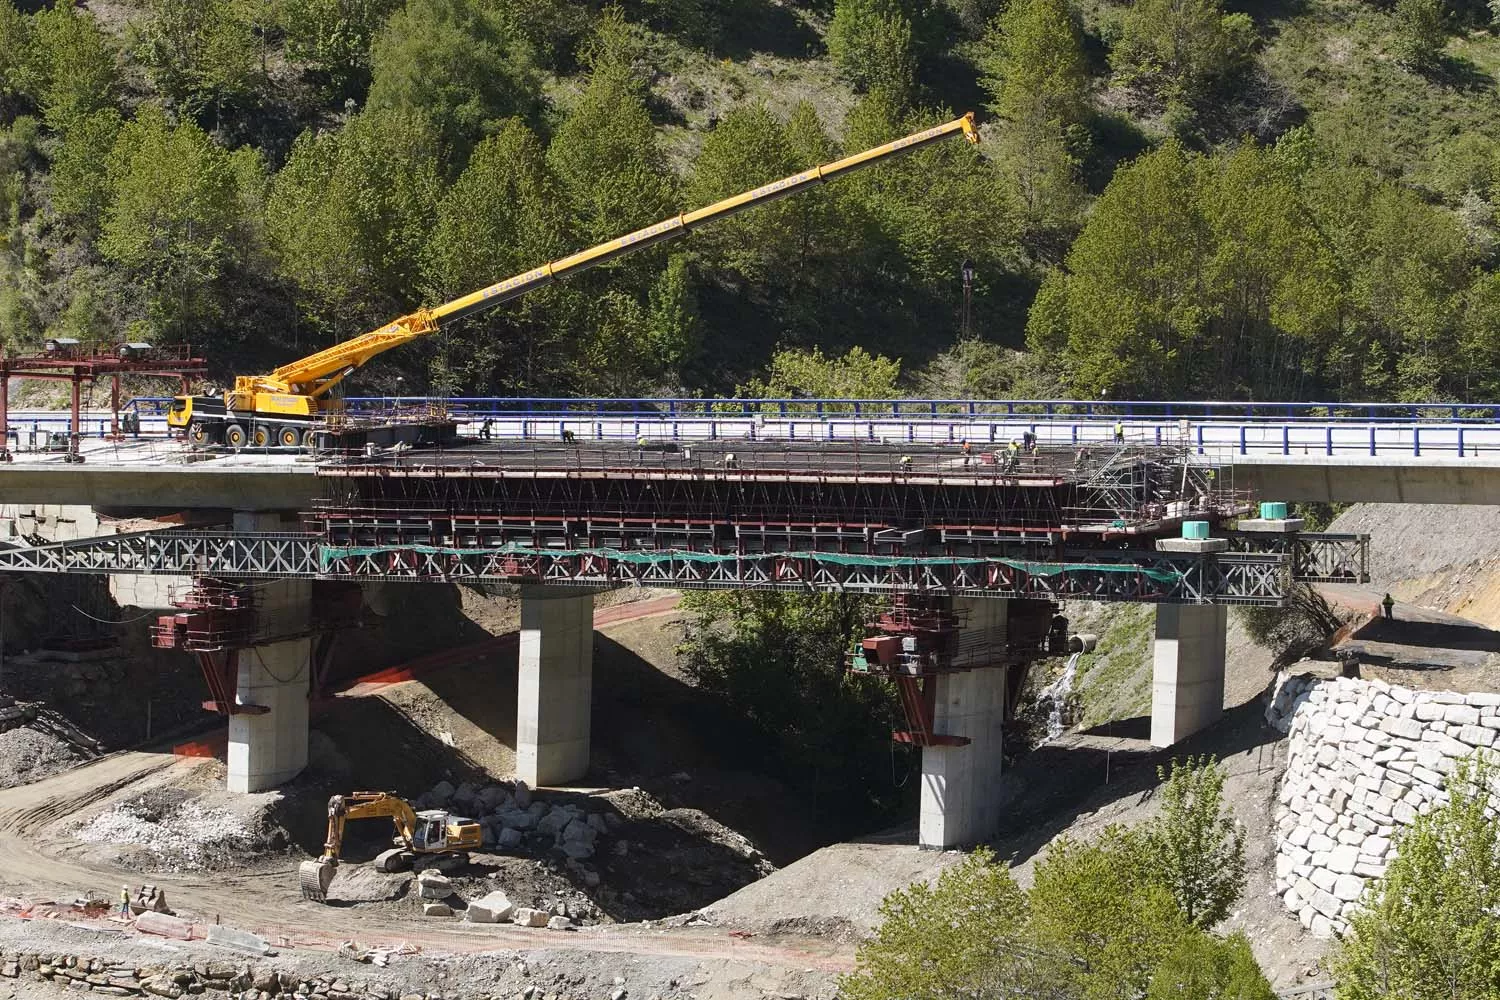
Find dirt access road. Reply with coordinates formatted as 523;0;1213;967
0;591;854;996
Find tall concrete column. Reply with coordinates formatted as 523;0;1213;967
919;597;1008;849
226;511;313;793
920;668;1007;849
516;588;594;787
227;636;312;793
1150;604;1228;748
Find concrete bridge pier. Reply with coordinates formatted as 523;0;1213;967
516;587;595;787
919;597;1009;850
919;667;1007;849
227;634;312;793
225;511;313;793
1150;604;1228;748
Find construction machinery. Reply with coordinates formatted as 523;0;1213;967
169;112;980;450
298;791;482;903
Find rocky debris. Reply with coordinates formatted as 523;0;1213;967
513;908;549;928
422;902;453;917
416;779;628;867
464;891;515;924
546;916;572;931
1267;672;1500;937
415;871;452;900
76;791;254;873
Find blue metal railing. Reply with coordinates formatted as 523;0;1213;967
121;396;1500;422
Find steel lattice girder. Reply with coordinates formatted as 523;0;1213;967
0;528;1328;605
1227;531;1370;584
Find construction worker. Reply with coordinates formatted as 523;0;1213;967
724;452;738;469
561;428;576;445
900;454;913;473
1006;438;1020;470
119;885;131;918
1022;429;1036;455
1382;593;1395;619
480;417;494;440
961;439;973;467
636;433;648;462
1113;420;1124;445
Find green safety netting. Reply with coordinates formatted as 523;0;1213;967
318;543;1182;584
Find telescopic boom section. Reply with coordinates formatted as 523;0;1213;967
251;112;979;400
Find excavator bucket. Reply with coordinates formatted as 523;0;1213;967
299;859;336;902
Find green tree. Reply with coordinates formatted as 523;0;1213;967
367;0;539;156
1147;932;1275;1000
421;119;574;393
130;0;259;113
280;0;401;96
48;108;123;235
646;252;699;378
28;0;117;129
738;345;901;406
980;0;1088;130
546;50;674;246
1028;141;1211;397
839;849;1056;1000
1393;0;1446;72
0;2;30;119
1028;828;1196;1000
1140;756;1246;930
685;103;799;287
1335;754;1500;1000
678;591;900;830
99;106;260;336
828;0;918;103
266;107;443;336
1111;0;1253;105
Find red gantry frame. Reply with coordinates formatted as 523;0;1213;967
0;340;208;462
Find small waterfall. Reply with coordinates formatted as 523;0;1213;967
1040;651;1082;741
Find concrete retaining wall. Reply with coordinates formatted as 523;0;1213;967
1265;672;1500;937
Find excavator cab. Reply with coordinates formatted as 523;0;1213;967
412;811;449;850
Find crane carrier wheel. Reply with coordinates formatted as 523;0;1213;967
279;426;300;447
188;423;211;447
251;426;271;448
223;424;247;449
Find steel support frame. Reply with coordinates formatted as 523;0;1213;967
0;527;1370;605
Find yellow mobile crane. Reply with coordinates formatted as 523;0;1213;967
300;791;483;903
168;113;980;450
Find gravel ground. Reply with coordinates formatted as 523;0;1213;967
0;728;85;790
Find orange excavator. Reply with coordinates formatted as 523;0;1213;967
168;113;980;450
299;792;482;903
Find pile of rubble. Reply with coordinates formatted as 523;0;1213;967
416;780;618;864
415;872;578;930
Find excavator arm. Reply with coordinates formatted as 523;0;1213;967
301;792;419;901
239;112;980;404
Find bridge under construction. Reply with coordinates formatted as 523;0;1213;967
0;428;1368;849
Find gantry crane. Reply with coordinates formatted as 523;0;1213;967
168;113;980;450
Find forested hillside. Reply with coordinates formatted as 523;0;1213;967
1;0;1499;400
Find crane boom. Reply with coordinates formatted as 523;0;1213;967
242;112;979;404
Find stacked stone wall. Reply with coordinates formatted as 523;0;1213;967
1265;673;1500;937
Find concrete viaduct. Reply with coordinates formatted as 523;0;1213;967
1;397;1484;848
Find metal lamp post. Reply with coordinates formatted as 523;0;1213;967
961;259;974;340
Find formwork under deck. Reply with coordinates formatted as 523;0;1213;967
311;442;1248;554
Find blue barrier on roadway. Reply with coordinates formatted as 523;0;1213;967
122;396;1500;422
